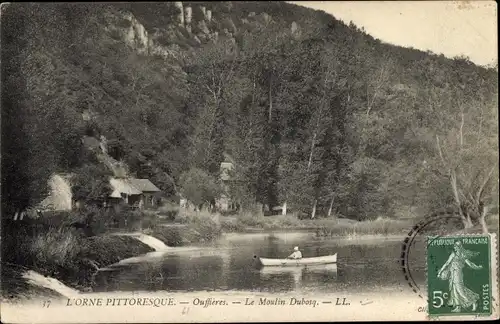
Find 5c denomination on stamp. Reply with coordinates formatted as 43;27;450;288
427;234;495;318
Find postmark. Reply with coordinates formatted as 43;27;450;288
427;233;497;318
400;211;465;299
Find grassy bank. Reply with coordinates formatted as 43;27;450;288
144;210;224;246
216;212;412;236
142;210;425;242
2;222;153;297
146;210;500;242
2;209;225;299
217;211;500;237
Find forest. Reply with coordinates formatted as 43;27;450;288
1;2;498;232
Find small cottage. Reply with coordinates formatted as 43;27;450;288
108;178;161;209
216;157;242;212
217;161;233;211
129;178;162;208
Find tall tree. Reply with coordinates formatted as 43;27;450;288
187;38;239;175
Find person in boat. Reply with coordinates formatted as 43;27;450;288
287;246;302;259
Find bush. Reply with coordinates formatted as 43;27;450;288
236;212;267;228
89;206;143;233
71;164;113;205
235;213;308;229
37;210;85;228
28;228;81;269
147;226;186;246
4;223;154;291
219;216;246;232
79;235;152;267
148;219;222;246
35;206;145;236
174;210;223;242
157;203;180;221
140;211;159;229
178;168;222;209
314;217;410;237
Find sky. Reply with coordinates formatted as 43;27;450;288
288;1;497;67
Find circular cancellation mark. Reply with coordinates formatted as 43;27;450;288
400;211;464;299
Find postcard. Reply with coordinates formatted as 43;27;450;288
1;1;498;322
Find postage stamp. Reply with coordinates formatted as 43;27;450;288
427;234;497;319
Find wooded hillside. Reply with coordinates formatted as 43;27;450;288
2;2;497;229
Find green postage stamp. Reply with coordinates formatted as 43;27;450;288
427;233;498;319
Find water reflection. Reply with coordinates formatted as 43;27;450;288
93;233;426;294
260;264;338;290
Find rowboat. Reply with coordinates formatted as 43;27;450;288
259;253;337;267
260;263;338;275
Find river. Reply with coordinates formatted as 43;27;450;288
8;232;492;323
93;232;428;295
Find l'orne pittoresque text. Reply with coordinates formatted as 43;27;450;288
64;297;351;308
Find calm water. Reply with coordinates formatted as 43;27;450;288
93;232;427;294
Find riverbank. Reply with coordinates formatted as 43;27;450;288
1;211;224;300
219;211;500;236
3;210;498;301
220;213;413;236
2;230;154;298
145;212;414;245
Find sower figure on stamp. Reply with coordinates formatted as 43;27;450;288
437;241;483;312
287;246;302;259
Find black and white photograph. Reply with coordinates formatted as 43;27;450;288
1;1;498;322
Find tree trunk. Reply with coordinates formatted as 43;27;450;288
327;195;335;219
306;116;321;218
307;132;317;170
307;113;322;171
282;201;287;215
464;213;473;229
478;216;488;234
311;199;317;219
478;205;490;234
251;72;256;107
450;170;473;229
268;73;272;124
459;112;464;147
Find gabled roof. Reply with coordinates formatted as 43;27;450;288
109;178;161;197
109;178;142;195
129;178;161;192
